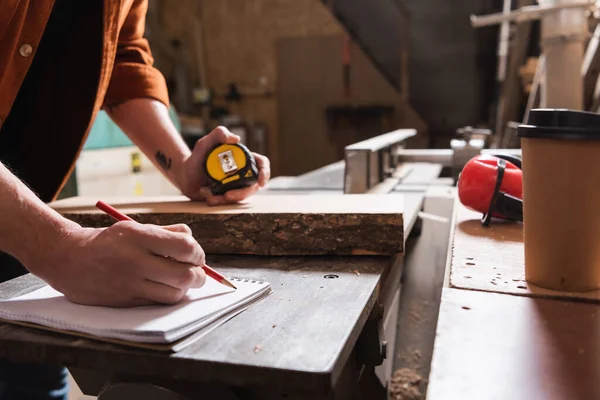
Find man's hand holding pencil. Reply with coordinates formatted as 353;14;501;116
38;218;207;308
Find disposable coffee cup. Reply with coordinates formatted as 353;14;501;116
517;109;600;292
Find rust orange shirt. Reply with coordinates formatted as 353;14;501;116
0;0;169;201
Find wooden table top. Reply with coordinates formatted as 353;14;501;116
427;288;600;400
0;255;389;395
428;199;600;400
449;203;600;302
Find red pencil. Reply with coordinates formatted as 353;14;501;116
95;200;237;290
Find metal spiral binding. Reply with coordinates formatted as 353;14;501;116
227;276;265;284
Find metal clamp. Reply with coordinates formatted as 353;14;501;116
455;126;491;142
451;126;489;183
542;32;591;46
355;303;387;367
343;129;416;193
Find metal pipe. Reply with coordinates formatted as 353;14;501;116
395;149;523;167
470;0;594;27
539;0;588;110
497;0;513;82
395;149;453;165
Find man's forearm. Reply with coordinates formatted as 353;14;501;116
0;162;77;271
105;99;191;191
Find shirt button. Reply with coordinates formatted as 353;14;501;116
19;44;33;57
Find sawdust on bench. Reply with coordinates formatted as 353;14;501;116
389;368;423;400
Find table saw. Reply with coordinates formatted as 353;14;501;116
0;129;520;399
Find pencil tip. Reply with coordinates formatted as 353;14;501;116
223;280;237;290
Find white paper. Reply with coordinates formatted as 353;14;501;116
0;277;270;344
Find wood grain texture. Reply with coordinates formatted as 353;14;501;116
450;203;600;302
0;255;388;395
427;288;600;400
49;194;404;255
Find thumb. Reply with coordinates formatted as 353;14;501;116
203;126;240;149
161;224;193;235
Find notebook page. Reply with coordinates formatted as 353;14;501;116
0;277;270;343
109;283;271;343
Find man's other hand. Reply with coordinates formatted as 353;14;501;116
40;222;206;307
180;126;271;206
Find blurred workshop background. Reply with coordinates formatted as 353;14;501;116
62;0;547;200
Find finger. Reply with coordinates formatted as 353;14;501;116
190;266;207;288
161;224;192;235
123;298;155;308
197;126;240;151
184;190;207;202
198;187;228;206
134;224;205;265
137;280;189;305
139;256;206;290
207;194;228;206
224;184;259;203
253;153;271;187
200;185;257;205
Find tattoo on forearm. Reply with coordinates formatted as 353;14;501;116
155;151;172;171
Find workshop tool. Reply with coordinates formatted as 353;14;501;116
343;129;416;193
204;143;258;195
95;200;237;290
457;154;523;226
342;128;521;194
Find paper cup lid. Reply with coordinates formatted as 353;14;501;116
517;109;600;140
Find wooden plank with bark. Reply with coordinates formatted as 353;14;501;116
49;194;404;256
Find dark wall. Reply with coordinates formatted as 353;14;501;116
400;0;502;146
276;35;427;176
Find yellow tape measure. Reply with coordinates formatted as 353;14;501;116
204;143;259;195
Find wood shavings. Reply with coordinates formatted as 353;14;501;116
353;270;361;276
390;368;423;400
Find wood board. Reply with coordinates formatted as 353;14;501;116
49;194;404;255
450;203;600;302
427;288;600;400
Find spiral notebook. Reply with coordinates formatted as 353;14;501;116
0;276;271;352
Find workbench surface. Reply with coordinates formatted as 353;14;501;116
427;288;600;400
450;203;600;302
0;158;433;398
427;201;600;400
266;160;345;191
0;255;389;395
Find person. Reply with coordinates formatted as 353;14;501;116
0;1;271;399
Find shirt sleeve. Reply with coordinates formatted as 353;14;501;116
103;0;170;108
